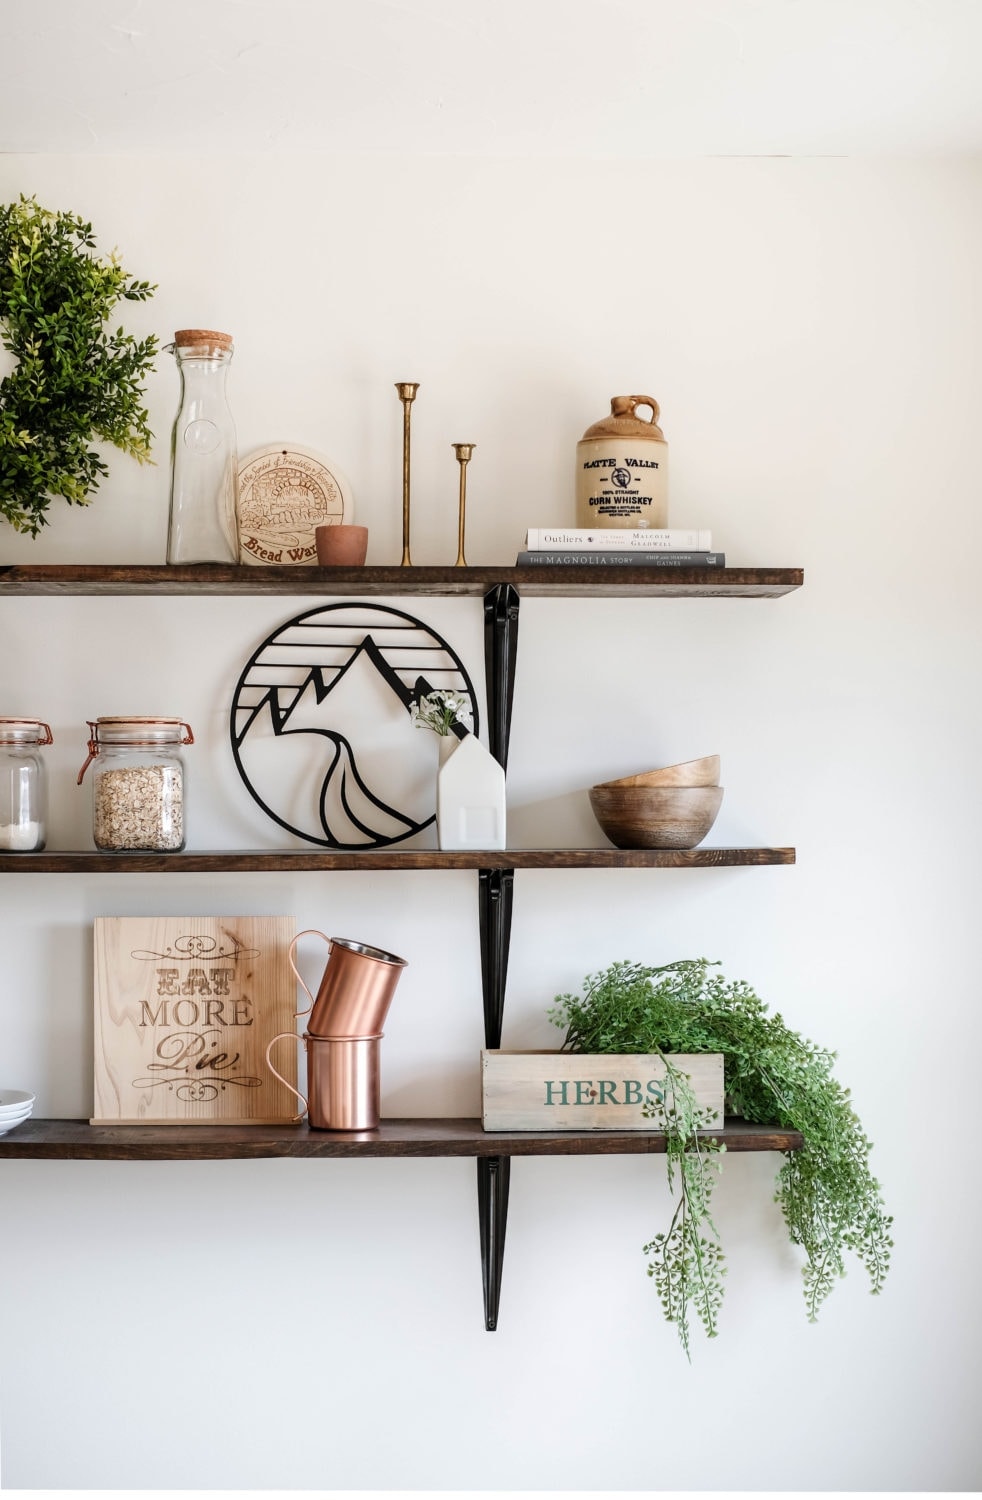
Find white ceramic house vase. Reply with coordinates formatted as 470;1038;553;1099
437;732;506;851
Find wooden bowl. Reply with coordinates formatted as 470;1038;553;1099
588;785;724;849
595;754;720;790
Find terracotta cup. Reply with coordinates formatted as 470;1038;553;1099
316;524;369;566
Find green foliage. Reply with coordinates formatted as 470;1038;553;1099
0;195;158;535
550;958;893;1354
641;1055;726;1360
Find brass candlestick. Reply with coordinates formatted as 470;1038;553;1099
452;443;474;567
395;382;419;566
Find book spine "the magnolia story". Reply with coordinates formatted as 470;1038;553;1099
524;527;712;550
516;550;726;567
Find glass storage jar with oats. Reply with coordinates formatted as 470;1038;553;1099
77;718;193;852
0;718;52;852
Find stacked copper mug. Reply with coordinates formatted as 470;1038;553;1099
266;932;408;1130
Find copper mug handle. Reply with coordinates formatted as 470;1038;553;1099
265;1032;307;1123
288;928;331;1022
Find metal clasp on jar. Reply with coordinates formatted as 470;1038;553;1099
0;718;53;747
77;718;194;783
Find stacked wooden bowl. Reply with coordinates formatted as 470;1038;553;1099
589;755;722;849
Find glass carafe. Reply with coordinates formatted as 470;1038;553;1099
166;329;240;564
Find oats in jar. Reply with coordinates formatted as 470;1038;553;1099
93;764;184;850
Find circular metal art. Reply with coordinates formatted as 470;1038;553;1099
230;602;479;848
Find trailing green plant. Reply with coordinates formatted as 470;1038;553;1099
641;1055;726;1359
0;195;158;535
549;958;893;1356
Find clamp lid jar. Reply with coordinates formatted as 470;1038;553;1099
78;717;193;852
0;718;53;852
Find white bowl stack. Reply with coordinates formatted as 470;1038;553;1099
0;1089;35;1136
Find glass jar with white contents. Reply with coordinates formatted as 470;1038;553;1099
77;718;193;852
0;718;52;852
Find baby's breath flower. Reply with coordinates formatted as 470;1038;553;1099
410;689;473;736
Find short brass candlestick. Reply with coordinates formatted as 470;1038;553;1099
395;382;419;566
452;443;475;567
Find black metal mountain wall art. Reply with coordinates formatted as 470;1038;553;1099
230;602;479;849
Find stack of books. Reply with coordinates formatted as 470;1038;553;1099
516;528;724;568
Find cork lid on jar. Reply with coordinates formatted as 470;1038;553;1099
90;716;193;742
173;329;233;351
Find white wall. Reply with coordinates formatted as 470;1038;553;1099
1;154;980;1491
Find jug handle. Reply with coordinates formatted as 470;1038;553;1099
265;1032;307;1124
611;394;661;424
288;929;332;1020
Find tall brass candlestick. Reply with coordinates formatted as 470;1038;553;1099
452;443;474;567
395;382;419;566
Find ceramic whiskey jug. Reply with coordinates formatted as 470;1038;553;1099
575;395;668;529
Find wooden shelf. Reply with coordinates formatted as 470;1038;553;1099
0;846;796;873
0;563;803;599
0;556;804;1330
0;1117;804;1160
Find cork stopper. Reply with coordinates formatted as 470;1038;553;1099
92;716;187;732
174;329;233;350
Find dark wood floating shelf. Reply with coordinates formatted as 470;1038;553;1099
0;846;795;873
0;557;804;1332
0;563;803;599
0;1117;803;1160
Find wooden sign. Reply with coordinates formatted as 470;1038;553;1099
237;445;353;566
481;1050;724;1132
93;916;298;1125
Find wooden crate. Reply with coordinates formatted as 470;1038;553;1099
93;915;298;1125
481;1049;724;1132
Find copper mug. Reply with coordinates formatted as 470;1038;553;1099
289;931;408;1039
266;1031;381;1131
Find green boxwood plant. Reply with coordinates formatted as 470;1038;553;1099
0;195;158;535
550;958;893;1357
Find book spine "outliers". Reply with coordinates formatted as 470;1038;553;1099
524;528;712;550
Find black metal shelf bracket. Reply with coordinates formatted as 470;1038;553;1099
483;583;521;771
477;1154;511;1332
476;867;516;1330
476;583;522;1330
478;868;514;1051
